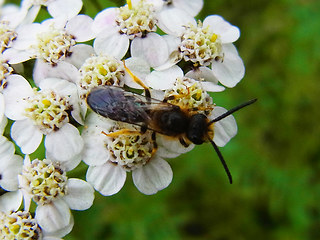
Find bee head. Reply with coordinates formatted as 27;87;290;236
186;114;208;145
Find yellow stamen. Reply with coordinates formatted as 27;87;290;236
211;33;218;42
42;99;51;107
127;0;132;10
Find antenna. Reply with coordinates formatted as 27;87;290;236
208;98;257;125
207;136;233;184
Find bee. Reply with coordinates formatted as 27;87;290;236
86;85;256;184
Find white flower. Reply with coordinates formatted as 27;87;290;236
3;14;95;65
21;0;83;20
153;0;203;17
92;0;170;68
2;74;84;163
0;136;23;213
0;210;63;239
146;64;225;92
82;113;175;195
158;14;245;87
18;155;94;237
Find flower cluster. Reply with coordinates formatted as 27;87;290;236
0;0;247;238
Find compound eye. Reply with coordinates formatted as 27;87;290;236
186;114;207;145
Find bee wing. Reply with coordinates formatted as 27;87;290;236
87;86;152;125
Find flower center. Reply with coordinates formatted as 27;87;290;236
24;89;70;135
179;21;223;66
0;58;13;90
164;78;213;115
79;55;125;98
115;0;157;39
0;211;42;239
0;21;17;53
106;123;155;171
35;24;76;65
21;159;68;205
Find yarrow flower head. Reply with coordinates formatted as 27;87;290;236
79;55;125;97
3;75;83;162
116;0;157;39
0;211;43;239
179;21;223;66
3;15;95;65
19;155;94;236
82;113;174;195
92;0;170;68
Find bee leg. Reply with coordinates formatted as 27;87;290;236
151;131;158;156
140;124;148;134
101;129;141;137
179;137;190;148
122;60;151;100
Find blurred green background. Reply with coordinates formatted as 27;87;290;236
6;0;320;239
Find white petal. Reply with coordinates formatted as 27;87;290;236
94;30;129;60
81;132;110;166
33;60;80;85
131;33;169;68
0;117;7;134
0;94;4;124
185;67;225;92
86;163;126;196
65;44;95;69
132;157;173;195
48;0;82;20
47;150;82;172
3;74;33;120
45;123;83;162
0;190;23;212
157;8;196;36
0;155;23;191
11;119;43;154
146;65;183;90
157;134;194;154
212;44;245;88
0;136;14;162
12;23;41;50
66;14;95;42
153;34;182;71
203;15;240;44
186;66;219;84
92;7;117;34
173;0;203;17
2;48;33;64
211;106;237;147
82;114;113;165
35;199;72;236
64;178;94;210
123;57;150;89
